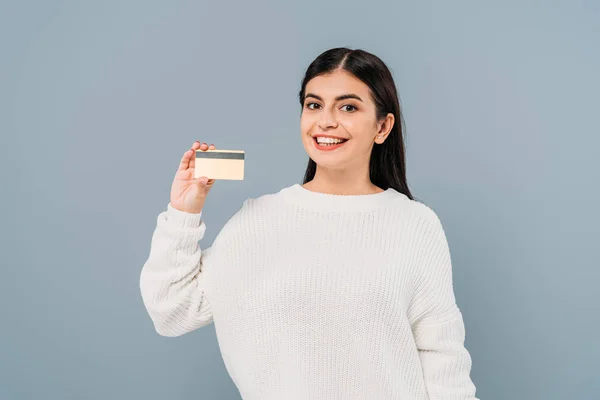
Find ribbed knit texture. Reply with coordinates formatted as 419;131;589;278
140;184;479;400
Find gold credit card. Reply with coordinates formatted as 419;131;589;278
194;149;245;180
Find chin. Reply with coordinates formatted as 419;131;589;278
308;153;348;170
303;142;346;168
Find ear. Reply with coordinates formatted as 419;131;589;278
374;113;395;144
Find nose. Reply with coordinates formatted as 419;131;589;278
317;109;338;130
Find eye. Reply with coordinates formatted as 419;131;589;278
304;102;357;112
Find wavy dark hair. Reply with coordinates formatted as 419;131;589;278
298;47;414;200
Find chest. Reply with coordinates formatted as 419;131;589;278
203;215;419;328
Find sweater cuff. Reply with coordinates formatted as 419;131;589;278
166;202;203;228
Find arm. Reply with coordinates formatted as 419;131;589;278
139;202;213;337
408;212;479;400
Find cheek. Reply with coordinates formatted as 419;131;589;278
345;122;378;151
300;114;314;134
299;119;314;148
340;118;369;140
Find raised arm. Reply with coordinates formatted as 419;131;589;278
140;140;218;336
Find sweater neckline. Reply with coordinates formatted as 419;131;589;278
279;183;403;212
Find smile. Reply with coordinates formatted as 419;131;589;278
312;136;349;151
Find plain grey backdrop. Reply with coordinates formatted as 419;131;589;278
2;1;599;399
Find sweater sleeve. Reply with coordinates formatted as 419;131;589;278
139;202;213;337
407;211;479;400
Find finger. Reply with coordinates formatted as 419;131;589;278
193;142;211;170
178;148;194;172
190;141;205;169
195;175;215;185
208;144;216;150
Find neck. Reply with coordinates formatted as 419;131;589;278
303;164;383;195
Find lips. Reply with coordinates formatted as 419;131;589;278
312;135;349;151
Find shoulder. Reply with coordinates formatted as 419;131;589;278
389;190;443;225
411;202;451;255
385;192;448;244
410;200;443;228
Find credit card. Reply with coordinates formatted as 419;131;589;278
194;149;245;180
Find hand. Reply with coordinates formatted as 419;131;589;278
169;141;216;214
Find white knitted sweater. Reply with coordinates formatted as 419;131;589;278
140;183;479;400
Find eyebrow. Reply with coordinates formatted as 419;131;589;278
304;92;364;103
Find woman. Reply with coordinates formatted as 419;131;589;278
140;47;479;400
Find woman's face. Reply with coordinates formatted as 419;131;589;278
300;69;393;172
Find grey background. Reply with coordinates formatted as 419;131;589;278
2;1;599;399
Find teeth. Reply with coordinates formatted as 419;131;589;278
316;137;345;144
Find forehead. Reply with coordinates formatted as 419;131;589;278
305;70;371;99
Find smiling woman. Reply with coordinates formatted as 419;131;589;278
140;47;479;400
